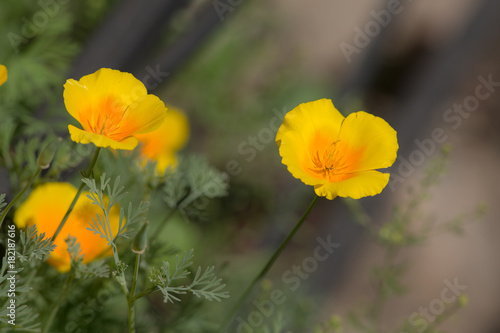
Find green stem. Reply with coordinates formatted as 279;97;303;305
109;243;132;330
128;301;136;333
131;287;154;302
223;195;320;330
52;147;101;241
0;167;41;229
149;208;177;244
148;193;195;244
112;244;129;295
130;253;140;299
149;188;195;244
41;273;74;333
128;253;140;333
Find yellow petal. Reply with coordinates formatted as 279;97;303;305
69;125;138;150
113;94;168;136
76;68;147;108
277;130;329;185
337;111;398;172
48;255;71;273
14;182;76;230
314;170;390;199
155;152;178;175
64;68;147;124
162;106;190;150
276;99;344;146
276;99;345;185
136;105;189;159
0;65;7;86
63;79;93;123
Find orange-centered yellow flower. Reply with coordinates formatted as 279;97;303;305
0;64;7;86
276;99;398;200
136;105;189;174
14;183;120;272
63;68;167;150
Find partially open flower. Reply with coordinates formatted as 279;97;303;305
0;65;7;86
135;105;189;174
14;183;120;272
63;68;167;150
276;99;398;200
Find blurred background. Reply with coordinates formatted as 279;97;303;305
1;0;500;332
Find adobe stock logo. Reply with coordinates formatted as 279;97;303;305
213;0;244;21
403;277;467;333
234;235;340;333
8;0;71;53
389;74;499;191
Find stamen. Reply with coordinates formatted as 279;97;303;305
308;139;342;180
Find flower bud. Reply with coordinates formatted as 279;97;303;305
458;294;469;307
37;138;61;169
131;221;149;254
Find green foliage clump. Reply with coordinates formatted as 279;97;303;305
17;225;55;262
163;155;229;221
149;249;229;304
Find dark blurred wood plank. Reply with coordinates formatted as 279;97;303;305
132;1;239;90
69;0;189;79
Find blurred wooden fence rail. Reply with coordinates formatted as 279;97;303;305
69;0;239;89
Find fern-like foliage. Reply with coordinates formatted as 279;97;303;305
148;250;229;304
84;173;149;245
163;155;229;220
0;223;45;330
0;256;38;330
65;236;110;279
17;225;55;262
163;169;189;209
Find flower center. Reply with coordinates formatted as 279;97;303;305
94;97;126;135
308;140;354;182
81;96;128;139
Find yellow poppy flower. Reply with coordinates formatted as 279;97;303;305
14;183;120;272
0;65;7;86
135;105;189;174
276;99;398;200
63;68;167;150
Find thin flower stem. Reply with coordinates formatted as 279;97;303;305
109;243;133;330
0;167;41;229
41;273;74;333
149;208;177;244
131;287;154;302
128;253;141;333
148;193;190;245
52;147;101;241
112;244;129;294
223;195;320;330
128;301;136;333
130;253;140;299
